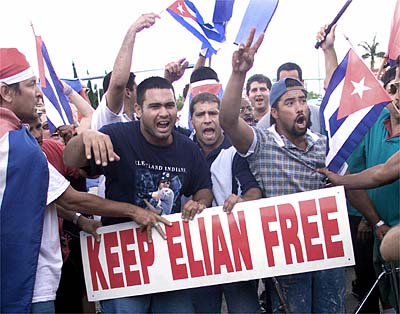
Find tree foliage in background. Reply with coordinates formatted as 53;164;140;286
86;79;100;109
176;95;184;110
307;90;321;100
358;35;385;70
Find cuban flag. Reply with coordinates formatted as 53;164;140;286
0;117;48;313
387;0;400;65
167;0;234;57
177;79;223;130
234;0;279;44
35;35;74;134
320;49;392;173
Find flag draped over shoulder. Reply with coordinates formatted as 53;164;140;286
0;118;48;313
177;79;223;130
167;0;234;57
234;0;279;44
320;49;392;173
35;36;74;133
388;0;400;64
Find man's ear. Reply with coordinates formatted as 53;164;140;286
271;107;278;119
134;103;141;118
0;84;13;103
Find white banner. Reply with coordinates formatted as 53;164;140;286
81;186;354;302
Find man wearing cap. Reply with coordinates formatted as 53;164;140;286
148;172;174;215
0;47;60;314
219;29;385;313
0;48;170;314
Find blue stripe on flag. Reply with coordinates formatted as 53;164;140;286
234;0;279;44
0;128;48;313
213;0;234;23
320;50;389;173
38;39;74;133
326;102;389;172
167;0;232;57
167;9;218;55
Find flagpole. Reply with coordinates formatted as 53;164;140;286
30;21;36;36
315;0;353;49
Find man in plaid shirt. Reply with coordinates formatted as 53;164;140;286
219;29;384;314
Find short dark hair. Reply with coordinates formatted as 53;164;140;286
102;71;136;93
190;66;219;83
245;74;272;96
136;76;175;107
277;62;303;81
189;92;220;116
381;66;397;88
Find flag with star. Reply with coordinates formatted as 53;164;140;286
320;48;392;173
166;0;233;57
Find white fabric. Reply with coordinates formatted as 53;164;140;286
210;146;237;206
32;162;69;303
0;67;35;85
91;93;131;131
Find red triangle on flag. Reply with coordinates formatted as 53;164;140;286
337;49;392;119
191;83;221;97
168;0;196;21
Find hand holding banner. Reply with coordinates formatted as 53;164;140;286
81;186;354;302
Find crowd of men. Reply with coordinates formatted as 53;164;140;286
1;12;399;314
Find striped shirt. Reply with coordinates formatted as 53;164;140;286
242;125;327;197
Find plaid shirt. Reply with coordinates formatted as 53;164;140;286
243;125;327;197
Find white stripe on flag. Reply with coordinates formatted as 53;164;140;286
0;133;10;207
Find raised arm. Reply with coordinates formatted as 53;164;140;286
164;57;189;83
62;81;94;133
316;24;338;89
219;28;264;154
106;13;159;114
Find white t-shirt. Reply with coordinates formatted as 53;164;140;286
32;162;70;303
91;93;131;131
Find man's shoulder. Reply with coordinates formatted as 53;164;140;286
173;129;199;147
101;120;138;133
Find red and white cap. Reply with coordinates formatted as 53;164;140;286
0;48;35;85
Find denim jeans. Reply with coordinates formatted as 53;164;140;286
192;280;260;314
31;301;55;314
100;289;194;314
267;268;346;313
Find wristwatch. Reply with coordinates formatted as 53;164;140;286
374;220;385;229
72;212;82;225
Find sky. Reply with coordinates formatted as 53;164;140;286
1;0;396;96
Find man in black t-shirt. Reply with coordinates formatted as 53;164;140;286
64;76;213;313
